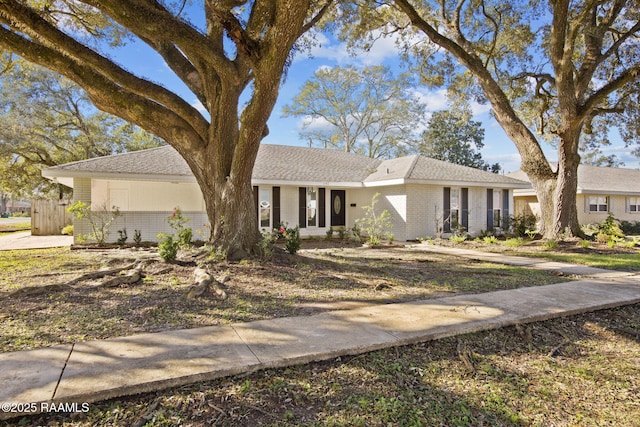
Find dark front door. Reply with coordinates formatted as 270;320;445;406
330;190;346;227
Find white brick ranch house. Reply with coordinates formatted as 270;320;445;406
509;164;640;227
43;144;529;243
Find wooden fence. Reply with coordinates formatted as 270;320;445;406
31;199;73;236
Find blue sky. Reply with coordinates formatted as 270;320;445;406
113;28;639;174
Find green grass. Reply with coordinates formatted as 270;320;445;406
521;252;640;271
0;221;31;234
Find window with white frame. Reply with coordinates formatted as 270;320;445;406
259;188;271;227
493;190;502;228
450;188;460;229
628;197;640;213
587;196;608;213
307;187;317;227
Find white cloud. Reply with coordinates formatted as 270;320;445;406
482;152;522;174
412;88;491;118
302;30;403;66
357;31;403;65
412;88;449;111
299;115;333;132
302;32;351;64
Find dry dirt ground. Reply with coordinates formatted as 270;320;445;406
3;239;640;426
0;239;578;352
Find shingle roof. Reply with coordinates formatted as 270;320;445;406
45;145;193;177
508;163;640;195
252;145;380;183
366;155;528;186
44;144;528;187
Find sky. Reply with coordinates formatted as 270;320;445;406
112;21;639;175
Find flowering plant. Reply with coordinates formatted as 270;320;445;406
267;223;301;254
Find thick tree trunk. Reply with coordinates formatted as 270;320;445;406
552;145;582;237
198;160;261;260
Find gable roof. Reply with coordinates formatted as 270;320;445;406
507;163;640;195
366;155;527;187
44;144;528;189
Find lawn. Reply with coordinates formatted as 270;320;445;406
4;240;640;426
1;243;570;352
0;220;31;235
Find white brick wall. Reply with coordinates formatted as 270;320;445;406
72;177;518;243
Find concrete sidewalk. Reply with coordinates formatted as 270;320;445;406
0;231;72;251
2;246;640;420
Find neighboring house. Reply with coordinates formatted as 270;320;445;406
6;199;30;215
508;164;640;226
43;144;529;243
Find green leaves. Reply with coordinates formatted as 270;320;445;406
419;109;498;171
283;64;425;158
0;60;164;197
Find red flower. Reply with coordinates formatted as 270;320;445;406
279;227;285;234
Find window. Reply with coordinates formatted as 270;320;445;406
588;196;608;213
450;188;460;229
493;190;502;228
444;187;468;232
259;188;271;227
628;197;640;213
307;187;317;227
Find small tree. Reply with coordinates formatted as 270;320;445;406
67;201;120;245
356;193;394;246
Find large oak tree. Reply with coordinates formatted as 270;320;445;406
0;0;333;258
350;0;640;238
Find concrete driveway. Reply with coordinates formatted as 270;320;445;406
0;231;73;251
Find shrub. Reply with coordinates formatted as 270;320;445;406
510;214;538;238
543;239;558;250
325;227;334;240
284;225;302;255
503;237;526;247
349;224;362;243
483;235;498;244
168;207;192;248
61;224;73;236
356;193;394;246
449;234;467;244
157;233;178;262
116;228;128;245
596;214;625;244
337;227;347;240
133;230;142;245
578;239;591;249
67;201;120;245
262;223;302;255
620;220;640;235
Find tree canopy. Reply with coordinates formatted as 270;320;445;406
282;64;425;159
0;60;164;198
344;0;640;238
419;110;500;172
0;0;334;257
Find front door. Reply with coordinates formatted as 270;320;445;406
330;190;346;227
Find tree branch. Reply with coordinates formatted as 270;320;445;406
0;26;206;151
0;2;209;142
392;0;552;178
580;63;640;119
301;0;335;35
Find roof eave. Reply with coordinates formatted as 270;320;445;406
252;179;364;188
403;178;531;188
42;169;196;183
